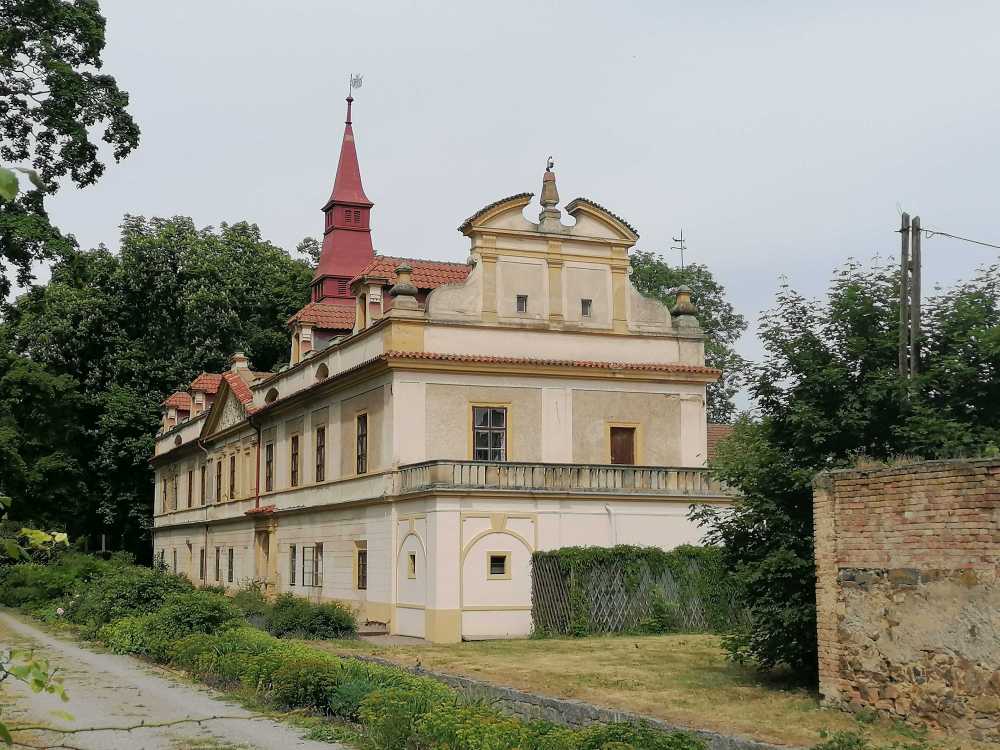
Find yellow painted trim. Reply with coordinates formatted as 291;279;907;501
468;402;512;461
605;420;644;464
425;608;461;643
486;551;511;580
384;317;426;352
462;605;532;612
396;602;426;610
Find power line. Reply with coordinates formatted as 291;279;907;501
915;227;1000;251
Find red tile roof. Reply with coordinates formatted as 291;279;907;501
190;372;223;394
382;350;721;377
707;423;735;462
288;301;357;331
162;391;192;410
351;256;471;289
222;371;254;405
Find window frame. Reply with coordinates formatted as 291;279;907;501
264;442;274;492
487;551;511;580
301;543;323;588
199;465;206;506
172;548;177;574
290;434;300;487
199;548;206;579
215;547;221;582
215;459;222;503
289;544;296;586
356;542;368;591
315;426;326;482
407;552;417;579
581;297;593;318
228;453;236;499
187;470;193;509
470;404;509;462
227;547;234;583
515;294;528;313
355;413;368;475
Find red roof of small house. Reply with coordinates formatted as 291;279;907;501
707;423;735;462
190;372;223;394
288;301;357;331
222;371;254;406
162;391;192;410
351;256;471;289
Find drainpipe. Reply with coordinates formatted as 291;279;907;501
605;505;617;546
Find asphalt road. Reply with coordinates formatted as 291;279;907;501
0;610;345;750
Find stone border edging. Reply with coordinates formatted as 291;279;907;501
346;653;800;750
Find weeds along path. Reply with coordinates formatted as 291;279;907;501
0;610;345;750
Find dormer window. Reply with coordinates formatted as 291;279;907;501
516;295;528;314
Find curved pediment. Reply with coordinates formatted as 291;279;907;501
458;193;534;235
565;197;640;243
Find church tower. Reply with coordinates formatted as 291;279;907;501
310;94;375;304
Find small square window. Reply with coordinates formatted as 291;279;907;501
487;552;510;579
407;552;417;579
581;298;593;318
516;294;528;313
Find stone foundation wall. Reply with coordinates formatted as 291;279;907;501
814;459;1000;742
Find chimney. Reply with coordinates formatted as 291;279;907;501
229;352;250;373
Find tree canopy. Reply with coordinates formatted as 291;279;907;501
695;257;1000;676
630;251;748;423
1;216;311;556
0;0;140;297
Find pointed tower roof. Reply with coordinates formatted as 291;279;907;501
309;94;377;306
322;95;372;210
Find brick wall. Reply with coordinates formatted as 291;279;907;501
814;459;1000;742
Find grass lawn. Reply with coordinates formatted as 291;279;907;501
309;634;984;749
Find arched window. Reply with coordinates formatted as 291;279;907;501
265;388;279;404
174;435;182;447
315;363;329;381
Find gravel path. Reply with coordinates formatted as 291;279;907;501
0;610;346;750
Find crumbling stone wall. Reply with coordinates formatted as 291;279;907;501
814;459;1000;742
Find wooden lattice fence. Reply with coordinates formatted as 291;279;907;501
531;547;749;635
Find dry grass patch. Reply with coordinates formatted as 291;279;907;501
310;634;985;749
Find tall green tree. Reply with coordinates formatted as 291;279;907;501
0;0;140;297
2;216;311;556
630;251;747;423
694;257;1000;677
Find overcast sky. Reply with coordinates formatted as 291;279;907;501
41;0;1000;370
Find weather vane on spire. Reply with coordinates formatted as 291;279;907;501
546;155;554;172
348;73;363;95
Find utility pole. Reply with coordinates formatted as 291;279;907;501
671;229;686;270
898;212;921;378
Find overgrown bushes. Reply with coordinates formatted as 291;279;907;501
3;552;709;750
231;587;356;639
531;545;748;636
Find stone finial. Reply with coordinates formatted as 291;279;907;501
389;263;418;297
539;158;562;231
671;286;700;330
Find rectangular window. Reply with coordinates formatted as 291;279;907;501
315;426;326;482
356;414;368;474
581;298;593;318
227;548;234;583
265;443;274;492
215;547;221;582
289;544;296;586
302;544;323;587
290;435;300;487
610;426;637;465
516;294;528;313
357;547;368;590
199;465;206;505
187;470;193;509
199;548;206;579
407;552;416;579
172;549;177;574
473;406;507;461
161;478;167;512
488;552;510;579
171;476;178;510
228;454;236;499
215;460;222;503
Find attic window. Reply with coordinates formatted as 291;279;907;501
264;388;279;404
516;295;528;314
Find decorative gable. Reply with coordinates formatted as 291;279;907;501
200;379;249;439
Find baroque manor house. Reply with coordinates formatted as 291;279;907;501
151;96;734;642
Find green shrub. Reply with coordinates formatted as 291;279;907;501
100;614;156;655
360;687;441;750
266;593;356;639
328;677;377;721
233;587;271;619
577;723;706;750
270;657;342;710
0;552;116;607
69;564;192;632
